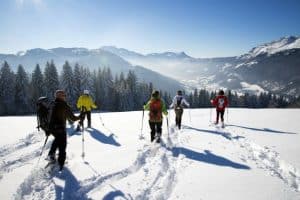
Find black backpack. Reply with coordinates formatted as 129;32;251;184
176;97;183;109
36;97;54;135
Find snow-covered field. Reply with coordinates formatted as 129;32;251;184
0;108;300;200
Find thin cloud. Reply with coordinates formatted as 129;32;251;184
16;0;44;9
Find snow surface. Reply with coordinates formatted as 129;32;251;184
0;109;300;200
240;82;266;94
242;36;300;59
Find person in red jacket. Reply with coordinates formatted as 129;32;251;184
210;90;228;127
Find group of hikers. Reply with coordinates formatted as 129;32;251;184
40;88;228;171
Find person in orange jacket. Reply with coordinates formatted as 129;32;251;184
143;90;168;143
210;90;228;127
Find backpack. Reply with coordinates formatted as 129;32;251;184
149;99;162;121
217;97;225;109
176;96;183;109
36;97;54;135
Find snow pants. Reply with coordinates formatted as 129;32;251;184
48;130;67;167
79;110;91;127
216;110;225;123
149;121;162;142
175;108;183;129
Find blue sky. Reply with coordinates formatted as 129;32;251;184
0;0;299;57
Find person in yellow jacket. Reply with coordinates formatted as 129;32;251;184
143;90;168;143
76;90;97;130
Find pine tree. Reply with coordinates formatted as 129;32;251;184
0;61;16;115
15;64;30;114
31;64;44;106
126;70;138;110
44;61;59;99
60;61;76;108
73;63;82;99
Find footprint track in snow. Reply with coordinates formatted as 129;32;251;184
222;126;300;192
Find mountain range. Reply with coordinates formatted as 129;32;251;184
0;48;184;94
0;36;299;96
102;36;300;96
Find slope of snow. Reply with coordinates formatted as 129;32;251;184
0;109;300;200
242;36;300;58
240;81;265;93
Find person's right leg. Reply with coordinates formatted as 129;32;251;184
175;109;181;128
149;121;156;142
87;111;91;128
48;135;58;161
216;110;220;124
77;111;86;131
57;131;67;170
220;110;225;122
178;109;183;129
156;122;162;143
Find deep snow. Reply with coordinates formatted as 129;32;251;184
0;108;300;200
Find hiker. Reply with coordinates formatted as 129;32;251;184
143;90;168;143
210;90;228;127
169;90;190;129
76;90;97;131
48;90;82;170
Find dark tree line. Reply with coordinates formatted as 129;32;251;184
0;61;171;115
0;60;295;116
187;88;291;108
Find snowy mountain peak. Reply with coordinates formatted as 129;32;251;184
242;36;300;59
147;51;191;59
100;46;143;58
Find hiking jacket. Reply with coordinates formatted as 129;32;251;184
144;97;168;122
77;94;97;112
169;95;190;109
211;95;228;111
49;98;80;131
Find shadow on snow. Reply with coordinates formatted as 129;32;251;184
226;124;297;135
171;147;250;170
86;128;121;147
54;167;89;200
103;190;130;200
183;125;245;141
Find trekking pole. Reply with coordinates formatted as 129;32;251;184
81;107;86;159
98;112;115;136
140;108;145;139
227;106;229;124
81;121;85;159
188;108;192;124
166;114;170;137
209;106;212;124
98;112;105;127
36;135;49;167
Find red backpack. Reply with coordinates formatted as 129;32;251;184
149;99;162;121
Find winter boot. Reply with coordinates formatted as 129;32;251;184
46;154;56;163
76;125;81;132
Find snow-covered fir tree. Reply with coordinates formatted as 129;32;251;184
30;64;44;106
0;61;16;115
73;63;82;99
60;61;76;108
15;65;30;114
44;61;59;99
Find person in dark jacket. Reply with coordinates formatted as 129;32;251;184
48;90;82;170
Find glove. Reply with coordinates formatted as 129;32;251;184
45;131;51;136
